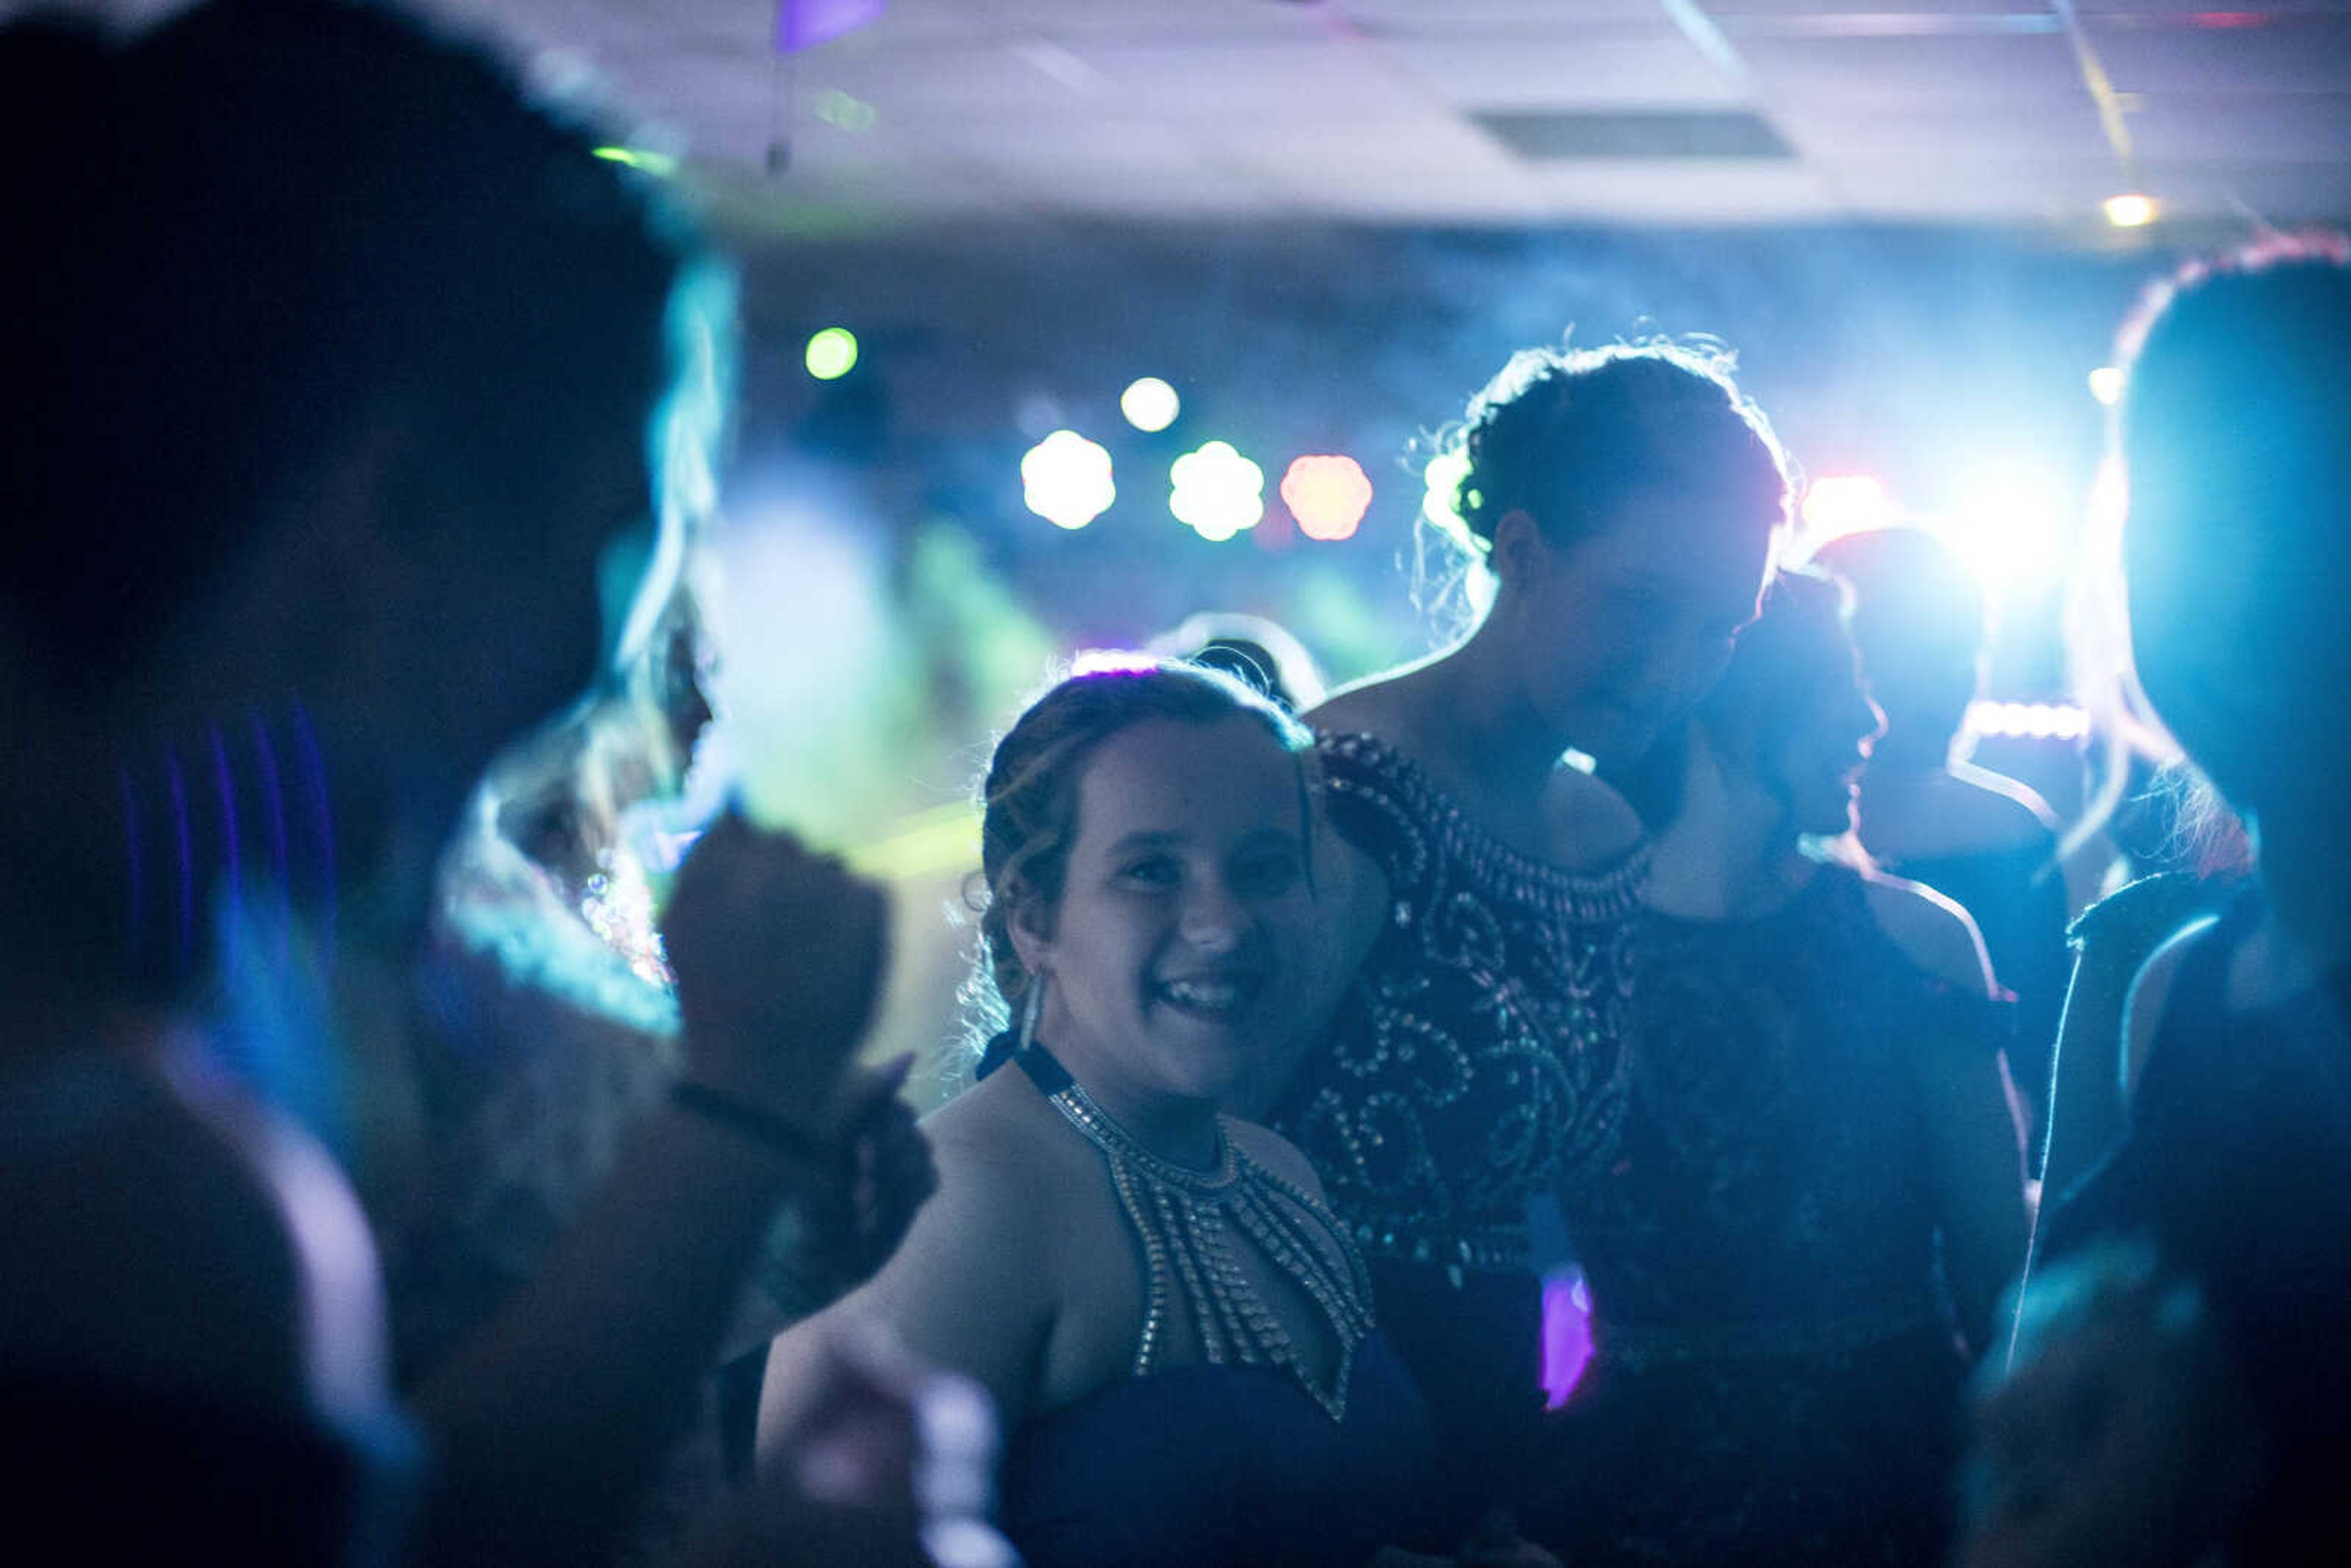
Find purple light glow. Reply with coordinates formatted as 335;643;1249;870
775;0;885;54
164;748;193;964
1542;1266;1595;1409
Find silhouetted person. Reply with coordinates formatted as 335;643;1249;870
1811;527;2069;1163
0;5;933;1564
1962;234;2351;1568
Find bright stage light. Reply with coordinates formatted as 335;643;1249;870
1940;466;2072;595
1071;648;1161;677
1170;441;1264;542
1280;455;1373;542
1799;474;1896;546
804;327;859;380
1121;377;1181;433
2088;366;2125;407
1021;430;1116;530
2103;193;2158;229
1966;701;2090;741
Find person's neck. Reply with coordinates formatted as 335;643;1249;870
1414;621;1580;810
1030;1027;1223;1171
1645;731;1806;921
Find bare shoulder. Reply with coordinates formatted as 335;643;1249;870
923;1068;1097;1201
1859;868;1997;996
1943;764;2061;843
1542;765;1646;869
770;1070;1079;1424
1226;1119;1328;1201
1303;677;1415;743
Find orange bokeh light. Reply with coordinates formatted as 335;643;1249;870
1280;454;1373;542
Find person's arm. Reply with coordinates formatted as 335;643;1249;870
759;1112;1055;1453
408;816;896;1568
2038;943;2131;1208
1867;876;2030;1357
1914;1013;2033;1357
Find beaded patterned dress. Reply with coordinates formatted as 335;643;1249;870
1273;731;1648;1525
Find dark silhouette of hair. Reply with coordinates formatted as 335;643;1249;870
2115;231;2351;817
0;0;711;1006
1809;525;1985;754
970;662;1310;1071
1445;342;1792;557
1610;569;1855;830
0;0;696;698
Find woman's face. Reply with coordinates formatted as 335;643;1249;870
1021;715;1315;1115
1507;486;1777;765
1765;629;1886;838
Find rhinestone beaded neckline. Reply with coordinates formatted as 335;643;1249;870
1015;1043;1375;1422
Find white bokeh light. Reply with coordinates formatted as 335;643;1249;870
1120;377;1181;433
1170;441;1264;542
1021;430;1116;530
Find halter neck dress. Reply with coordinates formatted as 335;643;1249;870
992;1042;1438;1567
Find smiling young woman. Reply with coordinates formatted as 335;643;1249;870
757;663;1438;1568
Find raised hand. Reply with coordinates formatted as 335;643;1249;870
764;1067;941;1315
722;1322;1014;1568
662;810;892;1145
1956;1242;2268;1568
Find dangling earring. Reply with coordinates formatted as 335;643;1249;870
1017;972;1046;1054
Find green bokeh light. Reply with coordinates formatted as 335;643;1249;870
804;326;860;381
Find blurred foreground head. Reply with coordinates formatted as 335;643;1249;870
0;0;720;1007
2116;232;2351;829
1809;525;1985;765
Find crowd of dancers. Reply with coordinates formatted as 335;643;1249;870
4;4;2347;1566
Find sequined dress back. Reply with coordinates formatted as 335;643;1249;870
1274;730;1647;1523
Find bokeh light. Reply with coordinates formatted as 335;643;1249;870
1966;700;2091;740
1170;441;1264;542
804;326;860;381
1541;1266;1595;1409
812;88;879;133
1021;430;1116;530
1121;377;1181;433
2088;366;2124;406
1420;450;1472;537
1280;454;1373;542
590;146;680;178
2102;192;2158;228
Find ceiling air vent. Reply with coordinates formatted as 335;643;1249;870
1471;110;1794;161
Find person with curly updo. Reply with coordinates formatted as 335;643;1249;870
760;664;1438;1568
1259;343;1792;1541
1807;526;2069;1158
